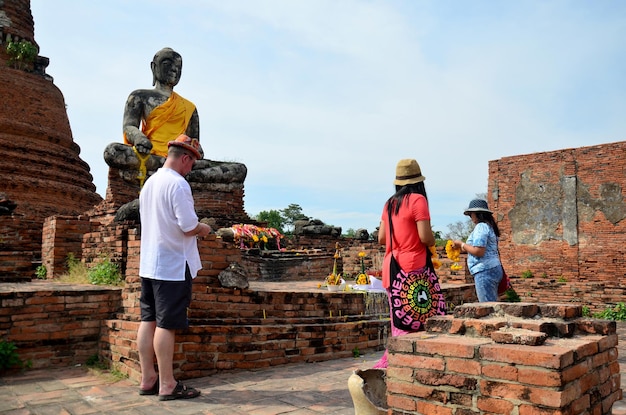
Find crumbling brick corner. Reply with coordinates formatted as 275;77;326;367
386;302;622;414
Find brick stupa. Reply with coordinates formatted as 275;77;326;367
0;0;102;281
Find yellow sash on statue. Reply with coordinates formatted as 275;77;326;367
125;92;196;157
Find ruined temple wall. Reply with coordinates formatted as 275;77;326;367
0;217;41;281
240;254;335;282
41;215;90;277
489;140;626;311
191;182;249;227
0;282;121;369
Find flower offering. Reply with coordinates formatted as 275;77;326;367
355;251;370;285
429;245;441;270
230;224;283;250
325;243;344;286
445;240;463;271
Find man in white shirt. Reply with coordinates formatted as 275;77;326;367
136;134;211;401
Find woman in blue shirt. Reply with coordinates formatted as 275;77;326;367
453;199;502;302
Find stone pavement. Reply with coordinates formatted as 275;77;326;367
0;351;384;415
1;324;625;415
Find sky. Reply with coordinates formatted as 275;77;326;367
29;1;626;235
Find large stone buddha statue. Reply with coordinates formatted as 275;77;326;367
104;47;247;186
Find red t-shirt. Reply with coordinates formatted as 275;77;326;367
380;193;431;288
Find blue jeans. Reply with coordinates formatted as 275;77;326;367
473;266;503;302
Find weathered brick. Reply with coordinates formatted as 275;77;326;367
517;367;562;387
491;328;548;346
476;396;515;414
413;335;490;358
446;357;481;375
389;353;445;371
480;343;574;369
416;400;453;415
482;362;518;382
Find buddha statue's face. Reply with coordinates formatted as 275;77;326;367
152;51;182;87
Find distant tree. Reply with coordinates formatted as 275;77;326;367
343;228;356;237
280;204;309;232
443;192;486;240
254;210;285;233
444;219;475;241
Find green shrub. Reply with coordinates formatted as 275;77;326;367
35;265;47;279
593;302;626;321
88;257;122;286
86;354;108;370
503;288;521;302
0;340;30;371
582;305;591;317
59;253;123;286
520;270;533;279
6;40;37;70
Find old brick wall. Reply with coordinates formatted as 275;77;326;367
191;182;249;227
386;303;622;414
0;281;121;369
489;141;626;312
240;252;335;282
0;217;42;282
39;216;138;279
41;215;91;277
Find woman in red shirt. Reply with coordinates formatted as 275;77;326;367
373;159;441;369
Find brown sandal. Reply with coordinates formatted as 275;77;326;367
158;381;201;401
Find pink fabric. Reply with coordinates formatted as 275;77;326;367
372;288;418;369
372;351;388;368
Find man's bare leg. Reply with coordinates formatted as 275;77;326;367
137;321;158;390
154;327;177;395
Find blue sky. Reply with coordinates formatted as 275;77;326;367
30;1;626;235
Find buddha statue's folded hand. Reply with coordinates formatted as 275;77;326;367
134;136;153;155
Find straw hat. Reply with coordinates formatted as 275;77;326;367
167;134;203;159
463;199;492;216
393;159;425;186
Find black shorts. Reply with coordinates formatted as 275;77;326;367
140;264;192;330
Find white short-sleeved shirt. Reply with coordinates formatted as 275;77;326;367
139;167;202;281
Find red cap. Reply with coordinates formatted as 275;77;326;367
167;134;203;159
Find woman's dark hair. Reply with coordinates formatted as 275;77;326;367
386;182;428;216
474;211;500;237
